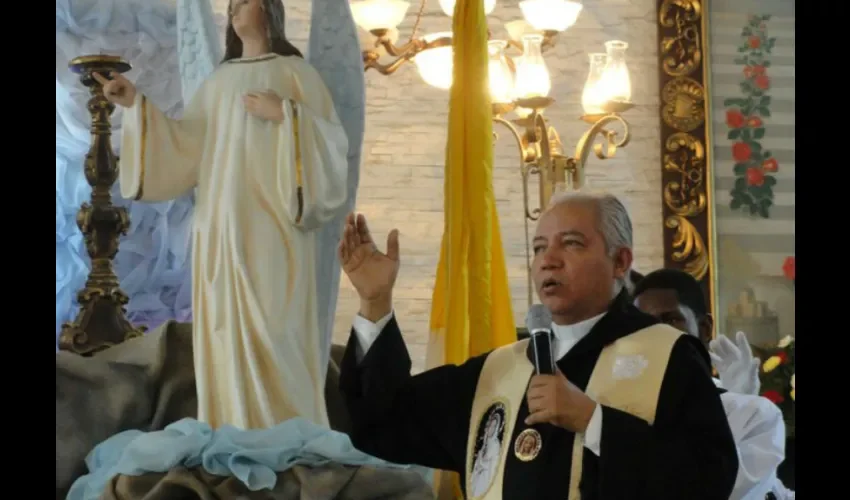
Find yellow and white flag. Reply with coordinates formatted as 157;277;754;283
426;0;516;496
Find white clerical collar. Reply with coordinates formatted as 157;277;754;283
712;377;724;388
550;312;606;360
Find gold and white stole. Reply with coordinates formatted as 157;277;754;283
567;324;682;499
465;324;684;500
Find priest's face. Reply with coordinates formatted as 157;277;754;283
532;201;631;325
230;0;265;39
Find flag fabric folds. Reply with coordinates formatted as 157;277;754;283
426;0;517;495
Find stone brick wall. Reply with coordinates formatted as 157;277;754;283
220;0;665;371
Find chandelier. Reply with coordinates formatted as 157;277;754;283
351;0;636;308
351;0;583;87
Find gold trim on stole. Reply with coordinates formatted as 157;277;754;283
289;99;304;224
567;324;684;500
135;94;148;201
465;340;533;500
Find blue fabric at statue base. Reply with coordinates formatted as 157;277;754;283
68;417;414;500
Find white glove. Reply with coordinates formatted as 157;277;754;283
709;331;761;395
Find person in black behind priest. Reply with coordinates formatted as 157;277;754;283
335;190;738;500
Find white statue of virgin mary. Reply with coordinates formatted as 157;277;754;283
105;0;365;430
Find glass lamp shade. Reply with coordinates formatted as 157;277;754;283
488;41;515;104
519;0;583;32
438;0;497;17
598;40;632;103
513;34;550;117
414;32;454;89
513;34;551;100
350;0;410;32
581;53;608;115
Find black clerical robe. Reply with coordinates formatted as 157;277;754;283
339;292;738;499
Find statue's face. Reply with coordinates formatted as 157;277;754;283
230;0;265;39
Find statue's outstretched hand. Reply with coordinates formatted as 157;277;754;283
92;72;136;108
709;331;761;396
338;213;399;303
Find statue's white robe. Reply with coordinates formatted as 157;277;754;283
119;53;349;430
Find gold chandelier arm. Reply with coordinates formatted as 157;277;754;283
494;116;538;308
362;51;414;74
375;37;427;58
363;35;452;74
493;116;540;222
570;114;631;185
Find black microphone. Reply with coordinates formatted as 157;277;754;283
526;304;555;375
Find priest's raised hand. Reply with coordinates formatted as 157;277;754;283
92;72;136;108
338;212;400;320
524;368;597;432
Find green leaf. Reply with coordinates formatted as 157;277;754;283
758;204;770;218
763;149;772;158
735;177;747;191
730;198;742;210
764;176;777;187
733;163;748;176
761;107;772;117
753;128;765;139
743;27;753;36
728;129;742;140
760;96;771;106
763;60;771;68
734;57;748;65
741;129;751;141
760;196;774;208
740;81;752;94
748;141;763;152
749;202;759;215
762;14;772;21
768;38;777;50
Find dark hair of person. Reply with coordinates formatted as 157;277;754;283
632;268;708;317
222;0;304;63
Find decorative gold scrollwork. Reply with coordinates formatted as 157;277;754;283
661;77;705;133
659;0;703;77
663;132;707;217
657;0;713;295
665;215;709;281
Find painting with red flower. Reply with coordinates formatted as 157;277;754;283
782;256;795;282
723;14;778;218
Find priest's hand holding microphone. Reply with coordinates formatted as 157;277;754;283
524;304;598;433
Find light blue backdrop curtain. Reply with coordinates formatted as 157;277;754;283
56;0;220;344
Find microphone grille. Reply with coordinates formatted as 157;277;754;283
525;304;552;332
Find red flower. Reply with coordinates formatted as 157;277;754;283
762;390;784;404
732;142;752;162
743;66;754;78
752;65;766;76
726;110;746;128
762;158;778;172
776;351;788;363
746;167;765;186
754;75;770;90
748;116;763;127
782;256;795;281
749;36;761;49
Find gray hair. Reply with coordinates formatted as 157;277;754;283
544;190;634;294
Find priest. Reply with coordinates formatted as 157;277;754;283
336;191;739;499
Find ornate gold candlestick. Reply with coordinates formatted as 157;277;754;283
58;55;145;356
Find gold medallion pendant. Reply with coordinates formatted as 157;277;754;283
513;428;542;462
